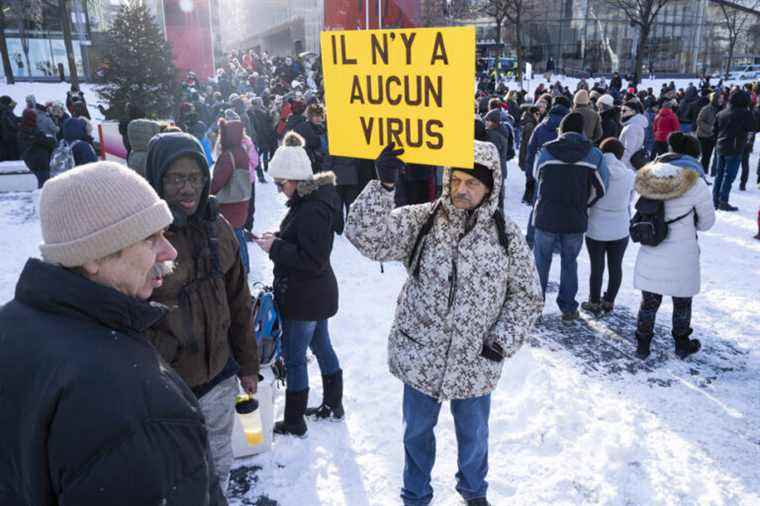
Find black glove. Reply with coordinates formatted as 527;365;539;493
522;178;535;206
375;142;405;185
480;341;505;362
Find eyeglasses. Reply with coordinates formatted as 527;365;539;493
163;173;207;188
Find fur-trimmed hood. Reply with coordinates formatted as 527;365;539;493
295;170;336;198
635;162;699;200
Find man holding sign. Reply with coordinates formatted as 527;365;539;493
345;140;543;505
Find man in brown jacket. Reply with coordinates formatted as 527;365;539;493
144;132;258;495
573;89;603;143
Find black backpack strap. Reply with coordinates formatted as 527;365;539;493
666;208;694;225
205;219;223;278
493;209;511;256
410;201;441;278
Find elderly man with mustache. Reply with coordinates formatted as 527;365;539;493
0;162;227;505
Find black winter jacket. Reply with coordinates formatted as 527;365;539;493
293;118;326;172
0;105;20;161
599;108;622;142
0;259;226;506
716;91;755;156
17;124;55;172
270;172;340;321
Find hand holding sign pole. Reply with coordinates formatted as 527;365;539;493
320;26;475;168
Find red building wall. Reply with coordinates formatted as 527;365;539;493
164;0;215;80
324;0;420;30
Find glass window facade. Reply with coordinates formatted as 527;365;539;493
3;37;85;79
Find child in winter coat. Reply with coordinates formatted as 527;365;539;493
582;138;635;314
633;159;715;359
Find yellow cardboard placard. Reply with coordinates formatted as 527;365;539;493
320;26;475;168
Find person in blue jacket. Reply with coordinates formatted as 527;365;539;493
63;116;98;166
531;112;609;321
524;95;571;247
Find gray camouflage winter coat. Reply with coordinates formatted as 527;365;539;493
346;140;544;400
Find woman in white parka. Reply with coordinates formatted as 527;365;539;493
633;160;715;359
582;138;635;315
619;98;648;170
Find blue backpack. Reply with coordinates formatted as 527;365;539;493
251;283;283;369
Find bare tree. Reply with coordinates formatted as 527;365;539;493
419;0;473;27
59;0;79;87
502;0;537;81
477;0;537;81
603;0;675;82
477;0;507;59
0;1;15;84
716;0;760;79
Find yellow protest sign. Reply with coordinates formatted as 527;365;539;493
320;26;475;168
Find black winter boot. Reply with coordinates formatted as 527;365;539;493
636;320;654;360
274;389;309;437
673;329;701;359
635;331;653;359
466;498;490;506
305;369;345;421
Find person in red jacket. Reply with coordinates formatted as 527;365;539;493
211;118;252;273
653;100;681;157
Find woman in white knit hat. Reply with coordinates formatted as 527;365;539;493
0;162;227;505
254;131;344;437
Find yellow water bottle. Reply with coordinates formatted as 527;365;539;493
235;394;263;446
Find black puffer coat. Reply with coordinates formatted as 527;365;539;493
270;171;340;321
293;118;326;172
0;259;226;506
715;90;755;156
17;124;55;172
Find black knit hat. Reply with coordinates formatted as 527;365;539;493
452;163;493;190
560;112;585;134
667;132;701;158
484;109;501;124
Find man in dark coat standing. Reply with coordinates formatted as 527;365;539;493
713;89;755;211
0;162;226;506
0;95;20;161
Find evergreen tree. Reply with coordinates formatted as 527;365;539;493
96;1;177;119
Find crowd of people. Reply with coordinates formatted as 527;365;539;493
0;87;96;187
0;47;758;506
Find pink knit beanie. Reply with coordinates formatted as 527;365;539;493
39;161;173;267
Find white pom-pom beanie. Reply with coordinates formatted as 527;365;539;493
39;161;173;267
268;131;314;181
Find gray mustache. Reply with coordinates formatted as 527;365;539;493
150;261;175;278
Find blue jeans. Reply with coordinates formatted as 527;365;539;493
233;227;250;274
713;154;741;204
282;319;340;392
533;229;584;313
401;384;490;506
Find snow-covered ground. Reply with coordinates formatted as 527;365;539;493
1;78;759;505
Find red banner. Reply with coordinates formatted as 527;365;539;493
324;0;419;31
164;0;215;80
